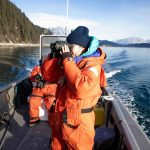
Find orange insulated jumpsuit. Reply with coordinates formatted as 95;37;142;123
41;48;106;150
29;65;57;123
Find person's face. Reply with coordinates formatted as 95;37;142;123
68;44;84;57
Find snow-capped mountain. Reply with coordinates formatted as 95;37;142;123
115;37;150;45
49;26;71;35
49;26;65;35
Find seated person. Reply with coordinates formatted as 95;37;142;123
28;65;57;126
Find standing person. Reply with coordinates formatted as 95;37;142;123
41;26;107;150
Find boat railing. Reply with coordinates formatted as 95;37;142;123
103;88;150;150
0;76;28;94
0;76;30;147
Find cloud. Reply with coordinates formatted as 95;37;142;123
27;12;149;40
27;12;106;38
27;12;100;28
27;12;123;40
28;13;66;28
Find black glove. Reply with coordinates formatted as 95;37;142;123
33;73;43;81
61;52;73;60
37;80;44;88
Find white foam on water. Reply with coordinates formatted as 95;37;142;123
26;67;32;72
109;80;150;138
105;70;121;79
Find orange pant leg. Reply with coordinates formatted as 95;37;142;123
29;84;56;119
62;112;95;150
29;96;43;118
29;88;43;118
43;84;57;110
48;112;67;150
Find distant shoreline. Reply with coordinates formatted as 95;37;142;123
0;43;39;48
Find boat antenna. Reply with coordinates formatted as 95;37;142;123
65;0;69;35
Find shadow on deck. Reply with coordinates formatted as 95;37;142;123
1;105;51;150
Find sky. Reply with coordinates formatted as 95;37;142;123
10;0;150;41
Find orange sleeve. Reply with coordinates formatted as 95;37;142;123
62;60;101;99
29;66;41;81
100;67;107;87
41;58;61;83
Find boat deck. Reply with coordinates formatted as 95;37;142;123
1;105;51;150
1;93;150;150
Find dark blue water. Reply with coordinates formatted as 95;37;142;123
103;47;150;138
0;46;150;139
0;47;39;88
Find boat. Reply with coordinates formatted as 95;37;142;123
0;35;150;150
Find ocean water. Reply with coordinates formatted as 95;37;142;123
0;47;39;88
103;47;150;138
0;46;150;138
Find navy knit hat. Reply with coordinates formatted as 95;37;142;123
66;26;90;48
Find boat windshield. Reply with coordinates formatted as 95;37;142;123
40;35;67;63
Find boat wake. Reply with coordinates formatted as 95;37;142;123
105;70;150;139
105;70;121;79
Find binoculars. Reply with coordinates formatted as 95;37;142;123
50;41;68;51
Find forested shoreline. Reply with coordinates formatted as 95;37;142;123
0;0;52;44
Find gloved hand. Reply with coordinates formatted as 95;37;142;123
37;80;44;88
61;52;72;60
33;73;43;81
61;45;73;60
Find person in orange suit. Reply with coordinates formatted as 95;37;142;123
28;65;57;126
41;26;107;149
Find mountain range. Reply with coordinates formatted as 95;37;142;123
115;37;150;45
50;27;150;48
99;38;150;48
